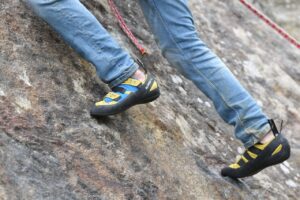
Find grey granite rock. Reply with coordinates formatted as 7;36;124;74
0;0;299;199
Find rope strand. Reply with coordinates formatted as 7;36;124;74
239;0;300;49
108;0;147;55
108;0;299;53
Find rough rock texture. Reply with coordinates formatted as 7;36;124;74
1;0;300;199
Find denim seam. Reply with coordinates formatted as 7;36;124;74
150;0;247;133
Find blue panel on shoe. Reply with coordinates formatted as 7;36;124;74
118;84;138;93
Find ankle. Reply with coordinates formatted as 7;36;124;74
132;69;146;82
260;131;275;144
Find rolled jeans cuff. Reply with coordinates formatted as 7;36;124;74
108;62;139;88
243;121;271;148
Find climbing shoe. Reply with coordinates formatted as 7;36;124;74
90;73;160;117
221;119;290;179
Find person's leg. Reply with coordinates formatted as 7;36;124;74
26;0;137;87
139;0;270;148
26;0;160;116
139;0;290;179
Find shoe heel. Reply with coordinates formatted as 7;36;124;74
279;141;291;161
269;141;291;165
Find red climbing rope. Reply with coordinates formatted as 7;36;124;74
107;0;147;55
108;0;299;51
239;0;300;49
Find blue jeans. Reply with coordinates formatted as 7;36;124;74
26;0;270;148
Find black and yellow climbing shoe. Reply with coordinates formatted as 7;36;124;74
90;73;160;117
221;119;290;179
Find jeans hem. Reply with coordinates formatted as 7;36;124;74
243;121;271;148
108;62;139;88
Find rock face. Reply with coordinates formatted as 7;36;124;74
1;0;300;199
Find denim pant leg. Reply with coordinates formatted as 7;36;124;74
139;0;270;148
26;0;138;88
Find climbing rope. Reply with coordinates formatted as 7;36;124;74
107;0;147;55
108;0;300;51
239;0;300;49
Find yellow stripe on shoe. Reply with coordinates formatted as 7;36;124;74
229;163;240;169
254;142;269;150
105;92;120;100
272;144;283;156
150;81;158;92
241;156;249;163
123;78;141;86
95;101;117;106
247;151;258;159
